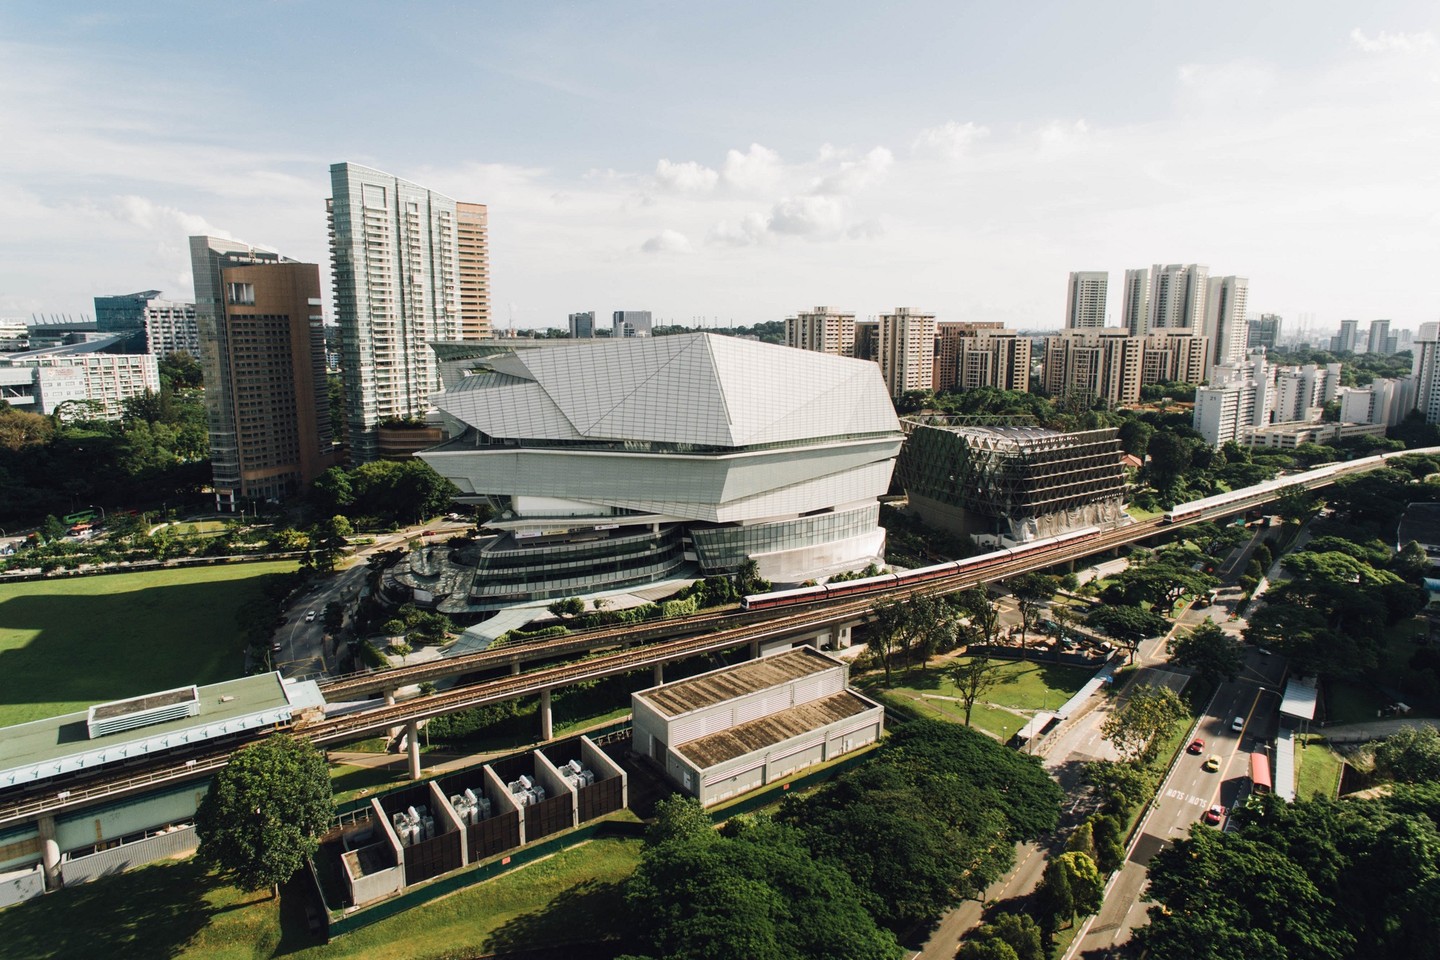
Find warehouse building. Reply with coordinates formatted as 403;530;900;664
631;648;884;807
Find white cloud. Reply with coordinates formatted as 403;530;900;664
640;229;692;254
654;158;718;193
768;195;848;237
720;143;784;194
1035;120;1091;160
1350;28;1437;54
812;146;893;196
912;121;990;159
707;212;771;247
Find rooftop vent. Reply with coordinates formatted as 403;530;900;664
86;685;200;739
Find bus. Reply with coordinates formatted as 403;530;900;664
1250;751;1272;795
63;510;96;526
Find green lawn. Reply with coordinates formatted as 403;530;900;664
0;561;297;725
860;658;1095;740
1294;735;1344;800
0;838;643;960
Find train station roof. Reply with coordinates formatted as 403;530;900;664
0;673;324;790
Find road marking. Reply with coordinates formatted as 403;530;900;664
1163;788;1209;807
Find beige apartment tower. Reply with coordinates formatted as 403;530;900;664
785;306;856;357
934;322;1031;392
1042;328;1144;407
879;307;937;397
456;201;492;340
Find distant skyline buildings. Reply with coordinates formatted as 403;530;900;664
93;290;199;359
612;310;652;338
878;307;936;398
785;306;856;357
328;162;490;464
568;311;596;338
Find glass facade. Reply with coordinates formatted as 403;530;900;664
690;504;880;573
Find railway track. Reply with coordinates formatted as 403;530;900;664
0;489;1333;825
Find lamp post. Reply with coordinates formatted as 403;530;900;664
89;505;106;521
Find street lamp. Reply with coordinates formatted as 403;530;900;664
89;505;106;521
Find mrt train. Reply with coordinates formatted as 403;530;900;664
1160;446;1440;525
740;526;1102;611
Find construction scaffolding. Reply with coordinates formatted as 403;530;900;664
896;420;1126;543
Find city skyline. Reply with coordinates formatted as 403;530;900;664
2;2;1438;331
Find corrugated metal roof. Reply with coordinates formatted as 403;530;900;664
635;647;838;718
676;691;877;768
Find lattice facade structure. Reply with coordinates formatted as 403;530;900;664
896;421;1126;543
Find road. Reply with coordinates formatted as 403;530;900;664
1066;526;1289;959
272;520;471;679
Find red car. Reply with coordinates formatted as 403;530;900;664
1187;738;1205;755
1202;805;1224;826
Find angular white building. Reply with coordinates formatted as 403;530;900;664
419;334;903;604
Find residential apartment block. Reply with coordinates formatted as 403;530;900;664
878;307;936;397
1412;323;1440;424
1041;328;1145;406
1337;377;1417;428
1065;272;1108;329
329;162;489;463
1202;276;1248;367
190;236;338;511
1124;263;1208;336
1247;314;1283;352
1330;319;1360;354
933;322;1030;392
0;346;158;420
784;306;856;357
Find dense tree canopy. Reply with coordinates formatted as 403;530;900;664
1168;618;1244;688
310;459;457;525
195;735;332;892
1138;789;1440;960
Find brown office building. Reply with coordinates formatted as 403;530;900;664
190;236;340;511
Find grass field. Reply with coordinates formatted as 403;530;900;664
861;658;1095;740
1295;734;1344;800
0;839;643;960
0;561;297;725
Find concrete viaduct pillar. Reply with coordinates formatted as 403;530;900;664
653;663;664;686
539;689;553;741
407;719;422;780
37;814;60;891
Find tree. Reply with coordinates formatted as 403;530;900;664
1168;618;1243;687
41;514;66;542
1087;604;1169;663
1082;759;1152;817
1146;431;1195;496
957;587;1003;646
1034;856;1075;933
1101;684;1186;764
950;653;1005;726
547;597;585;620
1055;851;1105;917
1118;419;1154;459
868;599;916;684
1373;726;1440;784
959;913;1043;960
1109;559;1217;611
194;735;333;892
1009;573;1060;653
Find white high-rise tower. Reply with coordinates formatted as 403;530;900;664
1065;272;1109;329
328;162;488;463
1203;276;1249;367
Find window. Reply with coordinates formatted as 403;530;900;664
227;283;255;305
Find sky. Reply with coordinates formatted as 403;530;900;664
2;1;1438;335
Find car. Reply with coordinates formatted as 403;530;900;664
1231;716;1246;732
305;610;316;623
1202;805;1224;826
1203;755;1221;772
1187;738;1206;755
270;640;282;653
1256;647;1273;656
